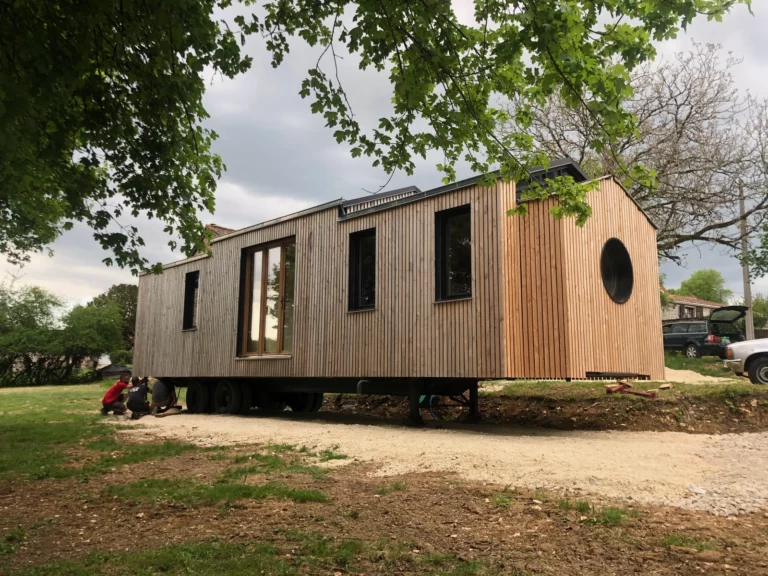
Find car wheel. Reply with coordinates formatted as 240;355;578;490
748;358;768;385
186;381;210;414
684;344;700;359
213;380;243;414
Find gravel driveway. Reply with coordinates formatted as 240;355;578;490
128;412;768;517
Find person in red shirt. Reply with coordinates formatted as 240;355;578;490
101;372;131;415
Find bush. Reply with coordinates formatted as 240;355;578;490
110;350;133;365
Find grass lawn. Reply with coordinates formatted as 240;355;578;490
2;382;767;575
663;351;736;378
0;382;190;481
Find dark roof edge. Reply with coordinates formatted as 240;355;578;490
209;199;344;245
336;172;496;221
342;185;421;208
338;157;588;221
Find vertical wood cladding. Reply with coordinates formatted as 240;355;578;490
134;176;664;381
135;184;506;379
559;177;665;380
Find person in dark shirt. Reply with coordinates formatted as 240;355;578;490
150;379;177;415
101;372;131;415
126;377;151;419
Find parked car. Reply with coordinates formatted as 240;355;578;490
725;339;768;384
662;306;749;359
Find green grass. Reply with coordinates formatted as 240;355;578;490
318;444;348;462
663;351;734;379
661;535;719;551
375;482;407;495
0;383;197;481
9;541;295;576
493;495;512;509
580;506;629;527
105;477;328;507
1;526;27;556
557;498;591;514
222;453;325;480
490;377;765;403
266;443;298;453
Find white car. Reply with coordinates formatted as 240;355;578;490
725;339;768;384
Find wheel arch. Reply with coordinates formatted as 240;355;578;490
744;352;768;374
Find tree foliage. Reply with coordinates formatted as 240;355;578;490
0;283;123;387
675;269;733;304
501;42;768;261
0;0;751;270
88;283;138;351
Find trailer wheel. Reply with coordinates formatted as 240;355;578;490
213;380;242;414
259;399;287;412
186;381;210;414
309;392;324;412
286;392;314;412
239;383;253;415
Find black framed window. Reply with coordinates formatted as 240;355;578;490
182;271;200;330
349;228;376;311
435;204;472;301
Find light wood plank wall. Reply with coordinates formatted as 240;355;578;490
560;177;665;380
135;183;508;379
134;176;664;381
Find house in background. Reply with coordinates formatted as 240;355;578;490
661;286;723;320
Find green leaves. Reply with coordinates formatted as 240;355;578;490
0;0;749;269
0;0;252;272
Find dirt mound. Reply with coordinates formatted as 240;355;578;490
664;367;735;383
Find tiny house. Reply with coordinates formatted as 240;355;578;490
134;158;664;418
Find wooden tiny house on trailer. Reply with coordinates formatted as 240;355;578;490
134;159;664;420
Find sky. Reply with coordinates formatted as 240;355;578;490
2;2;766;305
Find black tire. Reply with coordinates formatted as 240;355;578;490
256;393;287;412
748;357;768;385
213;380;243;414
239;383;253;415
186;381;210;414
684;343;700;359
309;392;324;412
286;392;314;412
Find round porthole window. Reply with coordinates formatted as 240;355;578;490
600;238;633;304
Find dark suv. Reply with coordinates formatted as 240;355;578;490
662;306;749;358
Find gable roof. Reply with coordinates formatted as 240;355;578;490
660;286;723;308
205;223;235;238
157;158;653;272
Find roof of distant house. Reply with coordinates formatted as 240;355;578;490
660;286;723;308
205;223;235;238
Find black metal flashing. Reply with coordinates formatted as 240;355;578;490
338;157;589;221
342;185;422;209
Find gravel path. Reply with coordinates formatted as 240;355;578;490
127;413;768;516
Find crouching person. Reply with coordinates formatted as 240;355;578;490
150;379;177;415
101;371;131;415
127;377;151;420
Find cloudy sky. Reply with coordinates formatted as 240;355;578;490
2;2;766;304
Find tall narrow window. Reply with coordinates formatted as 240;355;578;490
435;205;472;300
182;271;200;330
241;238;296;355
349;228;376;311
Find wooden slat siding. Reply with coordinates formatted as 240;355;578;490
512;198;568;379
498;179;523;376
134;184;507;379
560;177;664;380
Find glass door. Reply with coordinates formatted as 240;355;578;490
242;239;296;355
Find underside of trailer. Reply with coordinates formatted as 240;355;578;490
162;377;482;424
